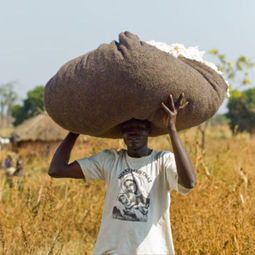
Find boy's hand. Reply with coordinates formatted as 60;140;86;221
161;92;189;129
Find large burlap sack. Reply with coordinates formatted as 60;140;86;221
44;31;228;138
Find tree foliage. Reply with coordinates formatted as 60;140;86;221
209;49;254;96
209;50;255;134
209;49;254;95
226;88;255;134
0;82;18;127
12;85;45;126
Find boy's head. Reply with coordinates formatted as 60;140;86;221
121;119;151;150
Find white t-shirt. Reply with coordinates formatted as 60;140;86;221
77;149;190;255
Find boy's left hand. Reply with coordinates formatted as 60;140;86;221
161;92;189;129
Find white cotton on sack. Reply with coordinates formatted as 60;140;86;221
146;40;230;97
147;41;221;74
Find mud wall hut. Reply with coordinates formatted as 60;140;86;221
12;112;68;155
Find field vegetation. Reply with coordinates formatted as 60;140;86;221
0;125;254;255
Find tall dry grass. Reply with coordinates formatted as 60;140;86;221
0;125;254;255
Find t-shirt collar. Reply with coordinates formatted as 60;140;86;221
125;149;154;162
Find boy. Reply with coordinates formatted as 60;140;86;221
48;93;196;255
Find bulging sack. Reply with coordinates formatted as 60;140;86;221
44;31;228;138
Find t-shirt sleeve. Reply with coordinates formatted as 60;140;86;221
76;149;115;182
163;151;191;195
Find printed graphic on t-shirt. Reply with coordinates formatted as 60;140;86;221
112;168;152;222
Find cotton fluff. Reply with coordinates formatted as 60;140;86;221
147;40;221;74
147;40;229;96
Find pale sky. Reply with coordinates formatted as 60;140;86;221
1;0;255;112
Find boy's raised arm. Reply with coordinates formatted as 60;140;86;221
48;132;84;179
161;93;196;189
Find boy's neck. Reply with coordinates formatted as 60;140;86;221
126;146;152;158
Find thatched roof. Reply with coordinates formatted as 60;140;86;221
13;112;68;142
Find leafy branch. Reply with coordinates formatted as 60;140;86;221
209;49;254;96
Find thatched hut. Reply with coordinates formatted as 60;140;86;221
12;112;68;154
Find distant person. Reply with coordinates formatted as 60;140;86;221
4;157;11;169
10;132;19;152
5;153;17;176
48;93;196;255
13;156;24;177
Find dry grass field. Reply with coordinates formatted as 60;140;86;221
0;125;254;255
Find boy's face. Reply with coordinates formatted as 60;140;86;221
121;119;151;150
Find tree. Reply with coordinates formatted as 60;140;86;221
0;83;18;128
12;85;45;126
209;50;254;134
226;88;255;134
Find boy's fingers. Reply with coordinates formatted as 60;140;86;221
161;102;171;114
179;101;189;110
176;92;184;108
169;94;175;111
